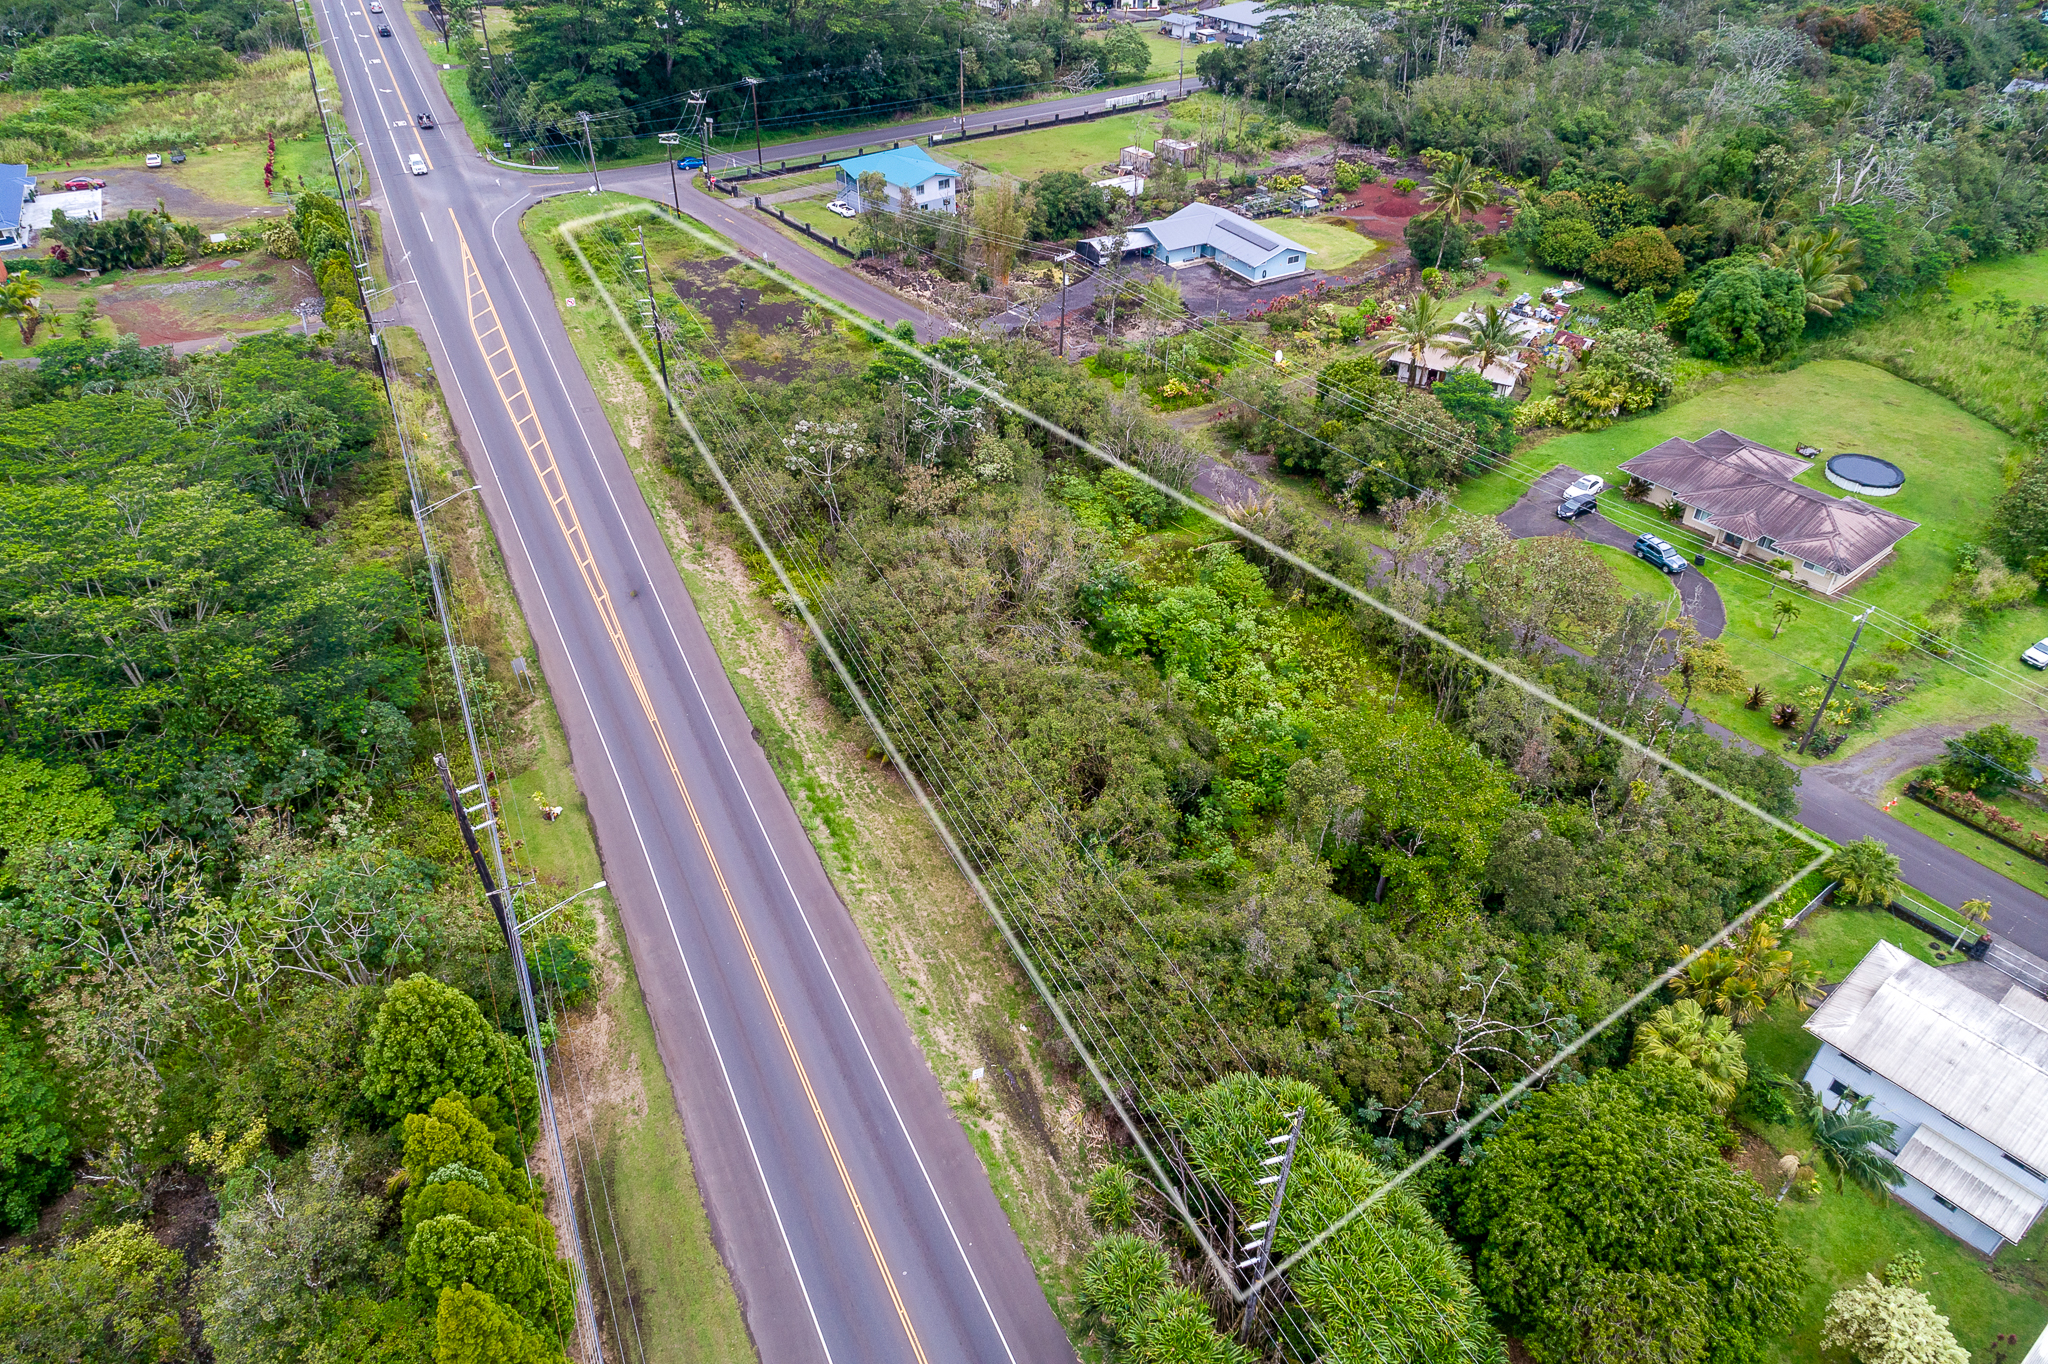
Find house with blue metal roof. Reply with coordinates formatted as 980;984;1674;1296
832;146;962;214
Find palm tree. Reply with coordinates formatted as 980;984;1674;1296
0;276;42;347
1420;153;1490;268
1372;295;1460;388
1633;999;1747;1106
1450;303;1520;380
1767;227;1866;317
1808;1094;1904;1194
1826;837;1903;908
1771;598;1800;639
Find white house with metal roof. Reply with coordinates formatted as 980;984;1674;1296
1078;201;1311;282
1204;0;1294;42
1803;941;2048;1254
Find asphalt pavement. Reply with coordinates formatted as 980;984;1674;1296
314;4;1074;1359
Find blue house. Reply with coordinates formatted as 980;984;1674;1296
1804;941;2048;1254
833;146;961;214
1079;202;1311;283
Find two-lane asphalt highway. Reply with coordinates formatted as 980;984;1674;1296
308;4;1074;1358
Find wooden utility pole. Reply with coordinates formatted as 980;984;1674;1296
1240;1107;1306;1345
1798;606;1873;754
743;76;764;169
958;47;969;138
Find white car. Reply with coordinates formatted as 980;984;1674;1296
144;152;162;168
408;153;428;176
827;200;856;218
369;2;383;10
2025;636;2048;669
1564;472;1606;499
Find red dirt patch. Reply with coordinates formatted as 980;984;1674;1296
1335;183;1510;244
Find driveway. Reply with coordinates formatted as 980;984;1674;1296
1500;464;1727;639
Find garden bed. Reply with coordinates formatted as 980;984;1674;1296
1904;779;2048;865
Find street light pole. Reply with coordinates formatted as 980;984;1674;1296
742;76;764;169
1798;606;1874;754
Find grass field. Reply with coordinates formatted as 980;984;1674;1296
1456;360;2048;758
1815;250;2048;440
1285;217;1378;270
961;110;1176;179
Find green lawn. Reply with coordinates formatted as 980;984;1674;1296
1589;540;1685;610
1142;32;1200;83
960;111;1177;179
1456;360;2048;759
1283;217;1379;271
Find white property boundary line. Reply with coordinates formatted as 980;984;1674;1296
551;196;1835;1305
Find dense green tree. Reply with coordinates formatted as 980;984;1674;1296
0;472;419;828
364;977;533;1123
1584;226;1686;295
0;756;112;888
1433;371;1518;454
0;1030;71;1233
1459;1067;1803;1364
1684;264;1806;363
1080;1233;1171;1344
1536;217;1605;273
433;1283;564;1364
0;1224;187;1363
1405;211;1478;273
1031;171;1110;239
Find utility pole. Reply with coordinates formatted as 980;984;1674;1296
1239;1107;1305;1346
1799;606;1873;754
958;47;969;138
702;116;714;173
435;754;607;1364
1177;29;1186;96
638;226;670;392
575;110;599;192
658;132;681;209
742;76;764;169
1055;250;1074;357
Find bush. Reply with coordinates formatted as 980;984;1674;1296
1086;1163;1139;1230
1585;227;1686;295
1405;212;1475;271
1080;1234;1169;1342
1939;721;2037;793
1029;171;1108;238
1820;1274;1968;1364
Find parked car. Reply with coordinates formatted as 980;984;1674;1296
1633;532;1689;574
170;149;185;164
676;156;703;169
827;200;856;218
1556;493;1599;521
144;152;162;168
2024;636;2048;669
1564;472;1606;499
408;153;428;176
57;176;105;191
378;22;391;34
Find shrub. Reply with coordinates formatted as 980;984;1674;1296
1392;177;1418;194
1820;1274;1968;1364
1086;1164;1139;1230
1404;212;1474;271
1080;1234;1170;1342
1685;264;1806;363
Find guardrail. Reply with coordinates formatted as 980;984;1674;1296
928;88;1188;148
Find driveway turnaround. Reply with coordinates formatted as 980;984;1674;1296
311;1;1074;1358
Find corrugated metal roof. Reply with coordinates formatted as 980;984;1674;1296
1618;428;1917;575
1895;1126;2044;1243
1142;201;1309;265
833;146;958;189
1807;941;2048;1170
0;164;28;231
1204;1;1293;25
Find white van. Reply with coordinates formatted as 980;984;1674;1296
408;153;427;176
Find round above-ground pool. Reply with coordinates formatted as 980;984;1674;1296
1824;452;1906;496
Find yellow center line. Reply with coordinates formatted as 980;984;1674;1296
449;214;929;1364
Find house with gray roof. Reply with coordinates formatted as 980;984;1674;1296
1619;429;1917;595
1203;0;1294;42
1077;201;1311;282
1804;941;2048;1254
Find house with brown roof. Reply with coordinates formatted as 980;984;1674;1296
1619;429;1917;596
